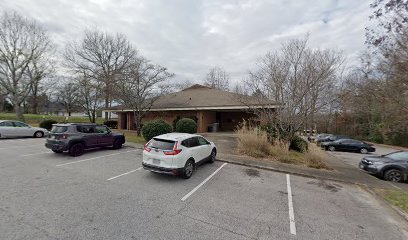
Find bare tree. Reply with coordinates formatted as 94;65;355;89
115;56;174;135
55;78;80;117
243;38;343;141
26;55;55;114
0;12;51;121
76;75;103;123
204;66;230;90
64;30;136;121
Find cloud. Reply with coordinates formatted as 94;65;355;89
0;0;372;84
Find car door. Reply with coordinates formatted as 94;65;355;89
344;140;359;151
349;140;363;152
197;136;212;161
95;126;114;146
77;125;99;148
12;121;33;137
0;121;15;137
334;140;347;151
187;137;201;161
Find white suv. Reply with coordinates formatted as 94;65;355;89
142;133;217;179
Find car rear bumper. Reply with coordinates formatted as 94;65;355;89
142;162;181;175
45;142;67;151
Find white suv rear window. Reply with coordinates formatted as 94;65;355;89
148;138;175;150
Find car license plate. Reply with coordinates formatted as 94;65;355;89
359;164;364;169
152;159;160;165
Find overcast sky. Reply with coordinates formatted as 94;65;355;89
1;0;372;85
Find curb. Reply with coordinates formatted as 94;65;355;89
363;187;408;223
216;158;366;187
124;143;143;149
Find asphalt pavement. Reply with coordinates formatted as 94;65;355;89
0;138;407;239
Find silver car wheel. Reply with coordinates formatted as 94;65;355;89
185;161;193;177
360;148;368;154
385;170;402;182
34;131;44;138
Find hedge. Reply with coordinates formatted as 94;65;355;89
175;118;197;134
142;119;173;142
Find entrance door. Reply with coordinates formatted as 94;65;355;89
216;112;221;131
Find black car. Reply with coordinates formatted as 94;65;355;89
322;139;376;154
45;123;125;157
316;135;350;146
359;151;408;182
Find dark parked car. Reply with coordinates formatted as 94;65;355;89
359;151;408;182
316;135;350;146
45;123;125;157
322;139;375;154
311;133;332;143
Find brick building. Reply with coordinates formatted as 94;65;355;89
106;84;278;133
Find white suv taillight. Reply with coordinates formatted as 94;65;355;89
163;141;182;155
144;141;151;152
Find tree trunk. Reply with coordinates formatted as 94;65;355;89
14;103;25;122
32;83;38;114
87;111;92;123
134;111;142;136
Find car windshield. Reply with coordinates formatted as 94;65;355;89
385;151;408;161
148;138;175;150
50;126;68;133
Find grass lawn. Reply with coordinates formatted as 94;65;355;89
0;112;104;125
381;190;408;213
115;130;146;145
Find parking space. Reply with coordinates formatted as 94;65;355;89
327;145;408;190
0;138;407;239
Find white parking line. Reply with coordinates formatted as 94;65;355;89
107;167;143;181
56;150;139;167
181;163;227;202
21;151;51;157
286;174;296;235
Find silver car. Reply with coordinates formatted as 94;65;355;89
0;120;47;138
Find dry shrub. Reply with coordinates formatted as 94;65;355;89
236;122;271;158
269;140;292;163
304;144;330;169
269;140;289;156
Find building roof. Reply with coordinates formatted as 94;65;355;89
107;84;278;112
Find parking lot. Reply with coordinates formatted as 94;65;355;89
1;138;407;240
327;145;408;191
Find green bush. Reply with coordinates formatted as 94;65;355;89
175;118;197;133
289;135;309;153
39;119;58;131
142;119;172;142
104;120;118;129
